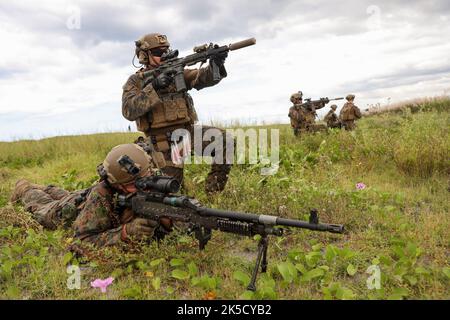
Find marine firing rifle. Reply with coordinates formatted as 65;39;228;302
142;38;256;93
301;97;344;111
117;175;345;291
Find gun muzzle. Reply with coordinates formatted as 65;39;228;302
229;38;256;51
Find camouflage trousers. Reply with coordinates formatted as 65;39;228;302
146;124;233;193
341;120;356;131
327;120;342;129
19;184;82;230
293;123;327;136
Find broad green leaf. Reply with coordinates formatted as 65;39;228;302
295;263;308;274
415;267;430;275
404;275;417;286
336;287;355;300
152;277;161;290
442;267;450;279
325;245;338;263
170;258;184;267
187;262;198;276
277;261;297;283
233;271;250;285
5;285;20;299
240;290;255;300
301;267;324;282
171;269;189;280
135;260;146;270
346;264;357;276
62;252;73;265
166;286;174;294
150;258;164;267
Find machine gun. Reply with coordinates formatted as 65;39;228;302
142;38;256;93
117;175;345;291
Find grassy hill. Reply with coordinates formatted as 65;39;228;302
0;99;449;299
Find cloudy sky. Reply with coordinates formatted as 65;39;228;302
1;0;449;141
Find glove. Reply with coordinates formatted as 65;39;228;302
151;73;172;90
124;218;158;240
210;51;228;67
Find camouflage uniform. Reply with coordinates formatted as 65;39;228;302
288;104;306;136
13;180;134;246
302;100;327;132
324;105;341;129
339;94;362;131
122;51;231;193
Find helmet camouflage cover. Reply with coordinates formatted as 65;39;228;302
290;91;303;103
346;94;356;101
135;33;170;65
330;104;337;110
100;144;154;185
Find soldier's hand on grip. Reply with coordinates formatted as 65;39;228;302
125;218;158;240
210;50;228;67
151;72;172;90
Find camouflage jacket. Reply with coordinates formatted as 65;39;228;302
339;102;362;121
324;110;338;124
121;64;226;128
301;101;326;124
72;182;128;247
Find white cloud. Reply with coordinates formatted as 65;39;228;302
0;0;449;140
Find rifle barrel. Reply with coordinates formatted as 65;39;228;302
229;38;256;51
197;207;344;234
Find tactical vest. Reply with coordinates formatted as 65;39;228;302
340;103;356;121
136;82;198;134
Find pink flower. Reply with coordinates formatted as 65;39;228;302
91;277;114;293
356;182;366;190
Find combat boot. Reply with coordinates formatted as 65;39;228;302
10;179;44;203
205;165;231;194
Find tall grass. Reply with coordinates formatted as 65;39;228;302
0;98;449;300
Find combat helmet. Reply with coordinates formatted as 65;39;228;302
330;104;337;110
290;91;303;103
346;94;355;101
98;144;153;185
135;33;170;65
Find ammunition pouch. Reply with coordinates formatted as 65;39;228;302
149;93;191;129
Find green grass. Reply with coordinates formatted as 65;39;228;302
0;102;449;300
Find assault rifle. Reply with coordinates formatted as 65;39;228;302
117;175;345;291
142;38;256;93
301;97;344;112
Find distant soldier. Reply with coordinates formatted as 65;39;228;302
10;144;172;246
288;92;306;136
302;100;327;131
324;105;341;129
339;94;362;131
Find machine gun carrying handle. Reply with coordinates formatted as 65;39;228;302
229;38;256;51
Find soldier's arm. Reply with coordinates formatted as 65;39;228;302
354;105;362;118
313;101;327;110
72;190;123;247
122;74;162;121
184;63;227;91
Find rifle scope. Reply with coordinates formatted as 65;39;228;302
135;176;180;194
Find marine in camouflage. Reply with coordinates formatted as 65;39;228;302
339;94;362;131
10;144;167;247
122;33;231;193
324;105;341;129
